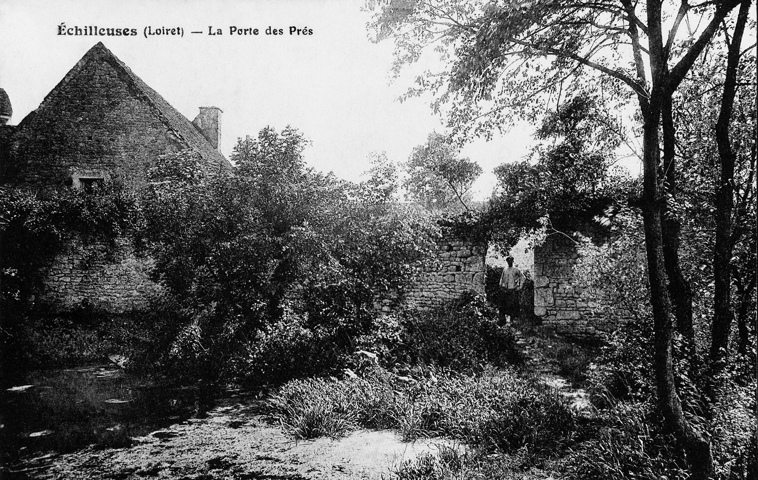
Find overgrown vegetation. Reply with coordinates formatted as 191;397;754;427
0;183;139;373
269;366;574;451
356;294;522;372
2;27;755;476
125;127;439;387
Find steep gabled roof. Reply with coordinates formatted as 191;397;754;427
25;42;231;171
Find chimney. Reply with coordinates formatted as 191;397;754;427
192;106;222;150
0;88;12;126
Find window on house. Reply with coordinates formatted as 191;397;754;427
78;177;104;193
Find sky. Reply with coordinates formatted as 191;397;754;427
0;0;541;199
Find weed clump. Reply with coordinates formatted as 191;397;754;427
268;366;575;452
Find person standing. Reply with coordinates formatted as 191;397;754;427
499;256;524;325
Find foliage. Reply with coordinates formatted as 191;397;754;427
566;402;689;480
709;377;757;479
0;305;124;372
0;183;139;373
392;445;543;480
357;294;522;372
0;183;137;308
137;126;438;385
567;392;753;480
237;312;346;387
487;95;636;243
484;265;503;306
552;339;600;385
587;320;655;406
269;365;576;453
573;211;651;322
355;151;400;205
368;3;754;474
674;39;757;358
268;376;356;439
403;132;482;212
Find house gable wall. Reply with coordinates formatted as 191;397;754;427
11;56;185;188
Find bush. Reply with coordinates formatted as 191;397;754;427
1;305;134;373
710;377;757;480
267;377;356;439
1;184;139;374
389;295;523;372
238;312;347;387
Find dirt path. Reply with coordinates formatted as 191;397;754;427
11;392;460;480
514;328;593;412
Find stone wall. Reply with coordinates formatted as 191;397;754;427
533;234;617;338
399;235;487;311
41;233;161;313
5;42;229;189
11;57;184;188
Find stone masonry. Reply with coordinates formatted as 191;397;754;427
5;43;230;188
399;235;487;311
533;234;617;338
1;43;230;314
40;234;162;313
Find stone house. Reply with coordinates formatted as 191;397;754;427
2;42;230;188
1;42;231;313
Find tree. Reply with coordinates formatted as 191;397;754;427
489;94;634;246
356;151;400;205
367;1;752;477
138;126;437;383
708;0;754;374
404;132;482;211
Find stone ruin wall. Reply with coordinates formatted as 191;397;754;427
394;235;487;312
533;234;621;338
40;233;162;313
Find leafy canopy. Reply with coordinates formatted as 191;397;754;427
404;132;483;212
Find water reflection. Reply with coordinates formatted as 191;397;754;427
1;365;203;465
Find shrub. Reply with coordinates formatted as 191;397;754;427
267;377;359;439
1;305;136;372
709;378;757;480
131;128;439;386
1;184;139;374
565;402;688;480
238;312;346;387
390;295;523;372
22;316;113;367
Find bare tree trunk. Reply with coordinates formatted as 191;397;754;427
640;96;715;479
734;264;756;355
661;97;695;342
642;2;716;476
710;0;751;372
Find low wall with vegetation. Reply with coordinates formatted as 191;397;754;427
41;233;160;313
397;235;487;311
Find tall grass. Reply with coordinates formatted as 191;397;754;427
392;445;546;480
268;366;576;453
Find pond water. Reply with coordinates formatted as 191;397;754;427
1;365;206;466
